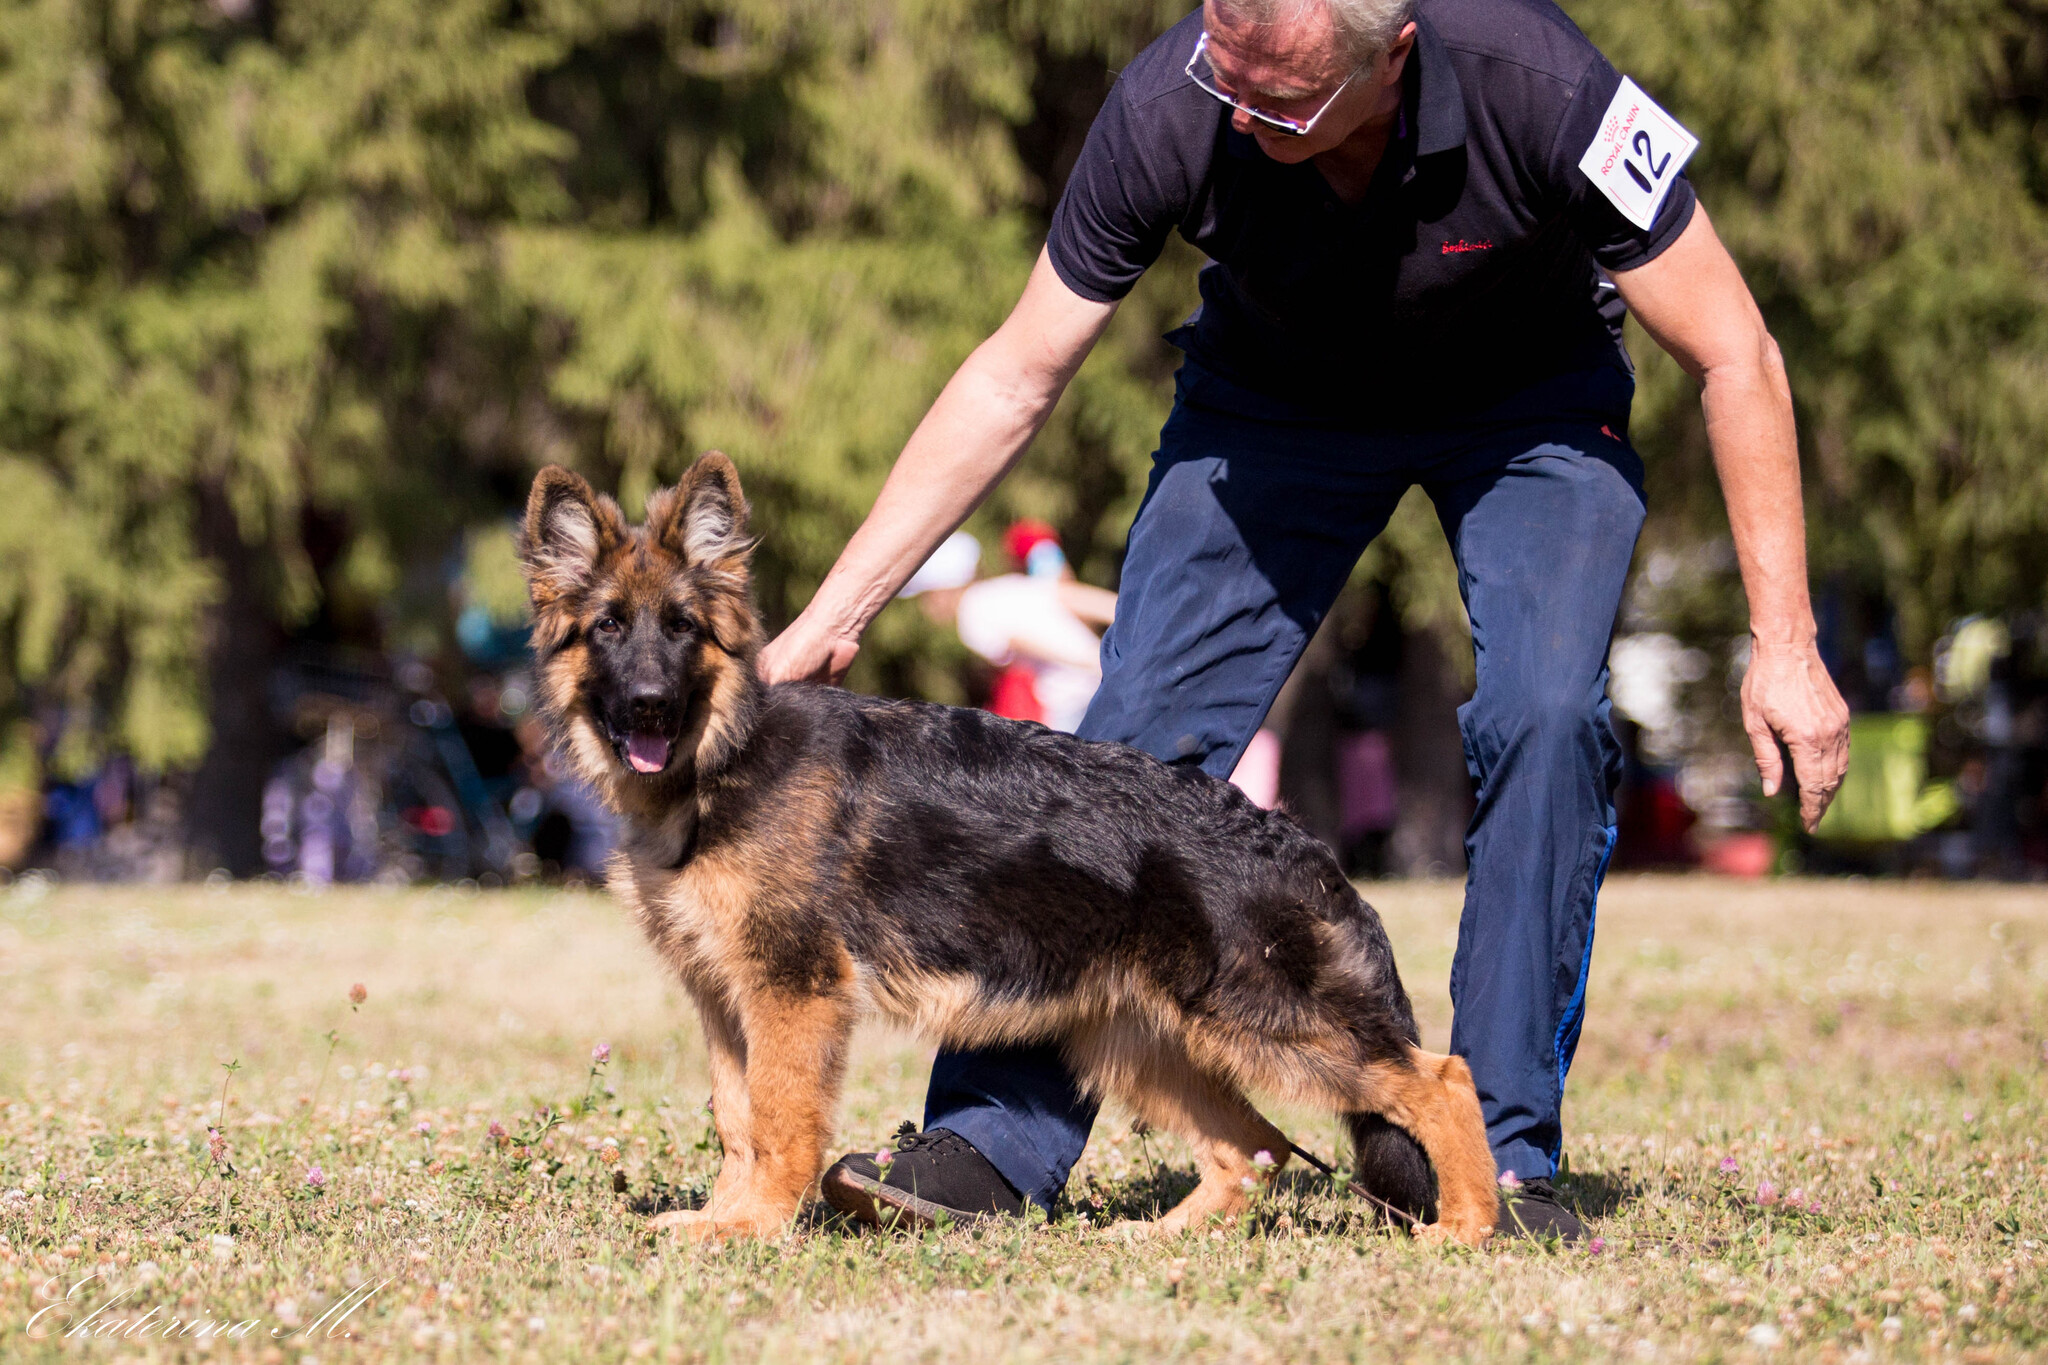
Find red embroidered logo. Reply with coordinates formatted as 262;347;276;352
1441;239;1494;255
1600;425;1621;441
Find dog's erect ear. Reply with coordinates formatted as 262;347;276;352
655;451;753;567
521;466;621;604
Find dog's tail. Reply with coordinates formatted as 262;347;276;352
1343;1111;1437;1227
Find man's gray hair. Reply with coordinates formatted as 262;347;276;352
1211;0;1417;66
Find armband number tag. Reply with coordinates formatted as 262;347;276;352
1577;76;1698;231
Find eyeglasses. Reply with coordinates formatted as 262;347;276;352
1185;30;1363;138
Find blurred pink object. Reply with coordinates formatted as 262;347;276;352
1337;731;1397;841
1230;729;1282;810
1700;830;1773;878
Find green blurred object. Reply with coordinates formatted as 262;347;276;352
463;527;536;631
1814;714;1961;843
0;0;1197;784
1935;617;2010;702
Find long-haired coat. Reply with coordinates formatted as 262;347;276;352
518;453;1496;1246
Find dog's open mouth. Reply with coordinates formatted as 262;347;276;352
601;721;675;775
624;732;671;774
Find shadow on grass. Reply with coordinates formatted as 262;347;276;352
627;1179;707;1217
1071;1163;1200;1223
1559;1168;1648;1219
1069;1163;1415;1241
624;1160;1462;1242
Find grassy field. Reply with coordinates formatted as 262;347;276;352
0;874;2043;1363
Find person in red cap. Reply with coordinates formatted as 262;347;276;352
1002;520;1064;579
901;524;1116;733
988;522;1065;723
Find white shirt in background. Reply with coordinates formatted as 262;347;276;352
955;575;1104;734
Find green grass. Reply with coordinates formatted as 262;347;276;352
0;874;2043;1361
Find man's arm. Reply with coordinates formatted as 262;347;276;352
1611;204;1850;830
1056;580;1118;628
759;248;1118;685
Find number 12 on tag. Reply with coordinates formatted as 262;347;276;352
1577;76;1699;232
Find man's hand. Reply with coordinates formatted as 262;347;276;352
1740;636;1851;831
759;611;862;686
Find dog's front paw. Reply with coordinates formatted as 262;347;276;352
649;1209;712;1234
664;1212;787;1244
1415;1218;1491;1250
683;1218;736;1245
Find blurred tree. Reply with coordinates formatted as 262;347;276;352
3;0;2046;873
1575;0;2048;671
0;0;585;869
0;0;1183;869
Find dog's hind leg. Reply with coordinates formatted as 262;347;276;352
674;990;851;1242
650;994;753;1234
1352;1048;1496;1248
1079;1031;1290;1238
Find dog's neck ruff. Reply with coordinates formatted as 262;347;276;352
687;658;764;782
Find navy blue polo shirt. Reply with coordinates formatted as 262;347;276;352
1045;0;1697;420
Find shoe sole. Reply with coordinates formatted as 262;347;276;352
1495;1196;1586;1244
821;1164;1003;1231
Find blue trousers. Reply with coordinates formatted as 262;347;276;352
926;361;1645;1206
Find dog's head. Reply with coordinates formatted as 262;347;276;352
518;453;763;796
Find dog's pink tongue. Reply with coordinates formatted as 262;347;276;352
626;732;671;774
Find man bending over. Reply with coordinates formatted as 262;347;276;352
761;0;1849;1240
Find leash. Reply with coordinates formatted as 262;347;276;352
1284;1140;1424;1230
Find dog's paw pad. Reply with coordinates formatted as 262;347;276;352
1416;1219;1491;1249
649;1209;709;1233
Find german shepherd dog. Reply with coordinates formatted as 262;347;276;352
518;454;1498;1247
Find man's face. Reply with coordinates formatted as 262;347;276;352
1200;1;1412;163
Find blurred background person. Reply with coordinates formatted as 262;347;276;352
901;527;1115;734
903;524;1283;804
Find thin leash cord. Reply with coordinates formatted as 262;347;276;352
1284;1140;1424;1229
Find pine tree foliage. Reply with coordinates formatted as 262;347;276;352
1577;0;2048;658
0;0;578;775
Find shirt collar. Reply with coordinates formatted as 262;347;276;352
1410;12;1467;157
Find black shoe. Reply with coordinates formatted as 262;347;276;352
822;1123;1027;1229
1495;1177;1586;1243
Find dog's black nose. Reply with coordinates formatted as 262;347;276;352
625;683;671;726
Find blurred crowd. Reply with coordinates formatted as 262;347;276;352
1601;610;2048;878
7;552;2048;885
2;646;618;888
897;522;1287;810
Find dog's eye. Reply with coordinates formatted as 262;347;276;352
593;616;622;636
665;614;697;639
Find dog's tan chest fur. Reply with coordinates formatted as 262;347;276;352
610;845;759;1002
